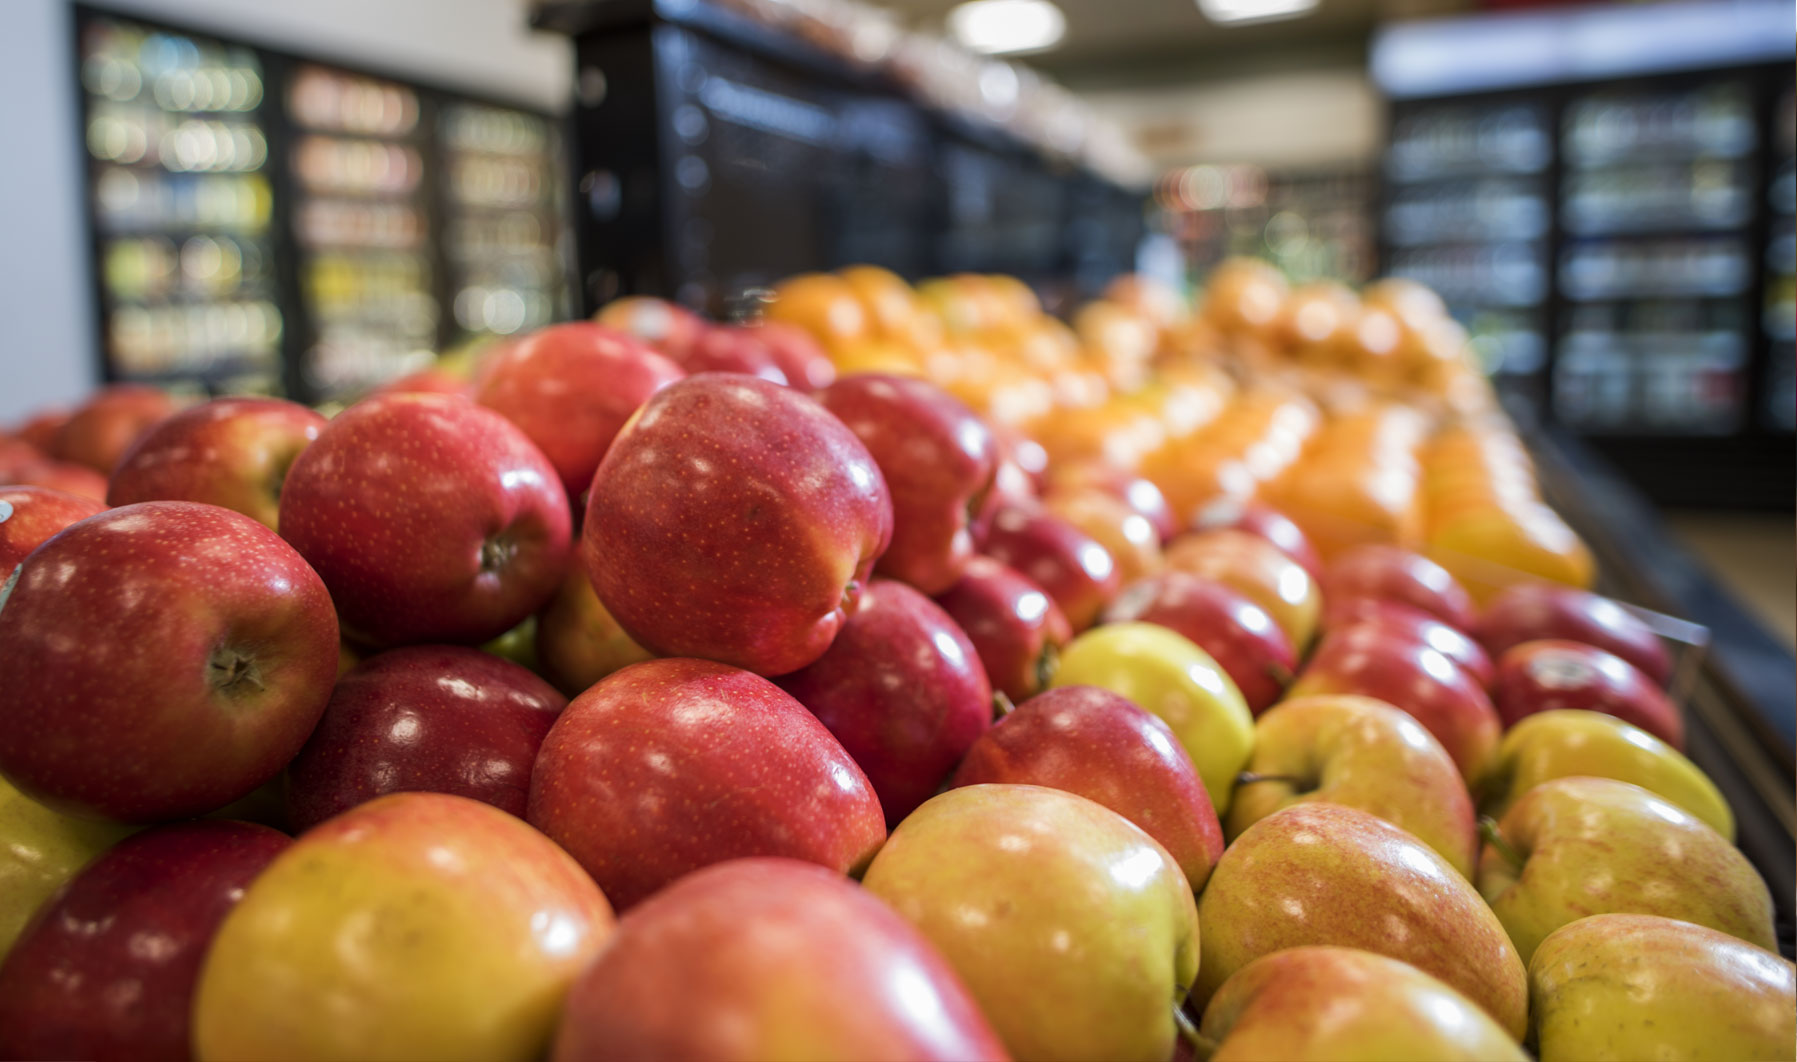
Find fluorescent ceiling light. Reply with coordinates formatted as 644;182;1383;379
1197;0;1319;26
947;0;1066;55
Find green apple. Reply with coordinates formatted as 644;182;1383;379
1478;710;1732;838
0;777;135;955
862;784;1199;1062
1478;776;1776;965
1196;802;1528;1040
1530;913;1795;1062
1201;946;1528;1061
1050;621;1253;813
1228;694;1477;876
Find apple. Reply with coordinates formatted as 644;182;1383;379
0;501;338;822
534;555;655;696
1479;709;1732;837
553;858;1006;1062
595;295;708;360
744;319;836;390
776;579;991;824
193;793;614;1061
286;645;567;831
951;685;1225;890
5;457;111;502
1475;583;1672;685
1324;544;1476;630
473;322;685;500
370;366;469;397
0;777;136;955
979;501;1119;631
816;374;996;595
1049;622;1253;814
1195;802;1528;1039
1043;489;1162;586
50;384;177;473
863;785;1199;1062
671;325;791;385
1477;776;1776;964
1227;694;1477;876
0;485;105;576
1188;497;1324;583
0;820;289;1061
1530;914;1795;1062
1492;640;1683;748
1286;631;1501;779
0;436;44;478
1200;947;1527;1062
1164;529;1321;649
932;555;1071;703
584;374;893;676
280;392;572;648
1324;596;1495;687
12;409;68;452
105;397;327;530
1103;572;1295;714
1047;461;1177;543
528;658;886;910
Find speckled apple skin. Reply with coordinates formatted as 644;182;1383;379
0;485;105;574
527;658;887;910
107;397;326;529
553;858;1009;1062
1479;777;1776;965
279;392;572;648
474;322;684;499
583;375;893;677
933;556;1070;703
1492;640;1684;749
0;501;339;822
1196;802;1528;1040
777;579;991;824
978;502;1120;631
817;374;996;596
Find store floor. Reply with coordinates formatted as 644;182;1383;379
1662;511;1797;649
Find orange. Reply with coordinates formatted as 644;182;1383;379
766;273;869;351
1426;505;1595;603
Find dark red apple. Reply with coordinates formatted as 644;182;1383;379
1475;584;1673;686
528;658;886;909
0;485;105;575
978;501;1119;632
1323;544;1476;630
933;556;1071;704
744;320;836;390
776;579;991;824
1189;497;1324;583
1325;597;1496;689
669;325;790;385
285;646;567;830
0;501;338;822
0;820;289;1062
474;322;685;499
10;459;110;502
584;374;893;677
817;374;995;595
1492;640;1684;748
50;385;177;473
1103;572;1296;714
1048;462;1178;543
952;685;1226;890
279;392;572;648
106;397;327;530
552;858;1006;1062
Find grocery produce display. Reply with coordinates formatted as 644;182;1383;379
0;257;1790;1062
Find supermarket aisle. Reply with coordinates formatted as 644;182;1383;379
1664;512;1797;649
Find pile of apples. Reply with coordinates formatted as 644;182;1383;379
0;260;1789;1062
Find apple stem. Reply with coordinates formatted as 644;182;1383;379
1035;643;1059;694
1173;1002;1216;1060
1479;816;1524;872
992;690;1016;720
1264;662;1293;686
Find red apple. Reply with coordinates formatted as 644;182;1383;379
0;501;338;822
280;392;572;648
973;431;1043;539
817;374;996;595
744;320;836;390
1189;497;1324;583
595;295;708;360
553;858;1007;1062
933;555;1071;703
1476;583;1673;686
0;485;105;576
0;820;289;1061
370;366;468;398
528;658;886;909
584;374;893;676
952;685;1225;890
1493;640;1684;748
13;409;69;452
0;437;45;478
1104;572;1296;714
776;579;991;824
671;325;790;385
1048;462;1178;543
474;322;685;500
1325;597;1496;688
106;397;327;530
9;460;110;502
285;646;567;830
1324;544;1476;630
978;501;1120;631
50;385;177;473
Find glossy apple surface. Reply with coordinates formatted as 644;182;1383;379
1196;802;1528;1040
595;295;708;359
0;820;289;1061
674;325;791;384
1044;489;1162;586
1478;777;1775;964
1324;544;1476;629
533;557;654;696
979;501;1120;631
1324;596;1494;687
193;793;613;1062
529;658;886;910
1048;462;1177;542
864;785;1199;1062
1104;572;1295;714
1492;640;1683;749
280;392;572;647
1188;497;1324;583
0;777;135;955
553;858;1006;1062
1164;529;1320;650
0;485;104;576
933;555;1070;703
50;384;176;473
0;501;338;822
584;375;893;676
1476;583;1672;685
744;319;836;389
106;397;326;529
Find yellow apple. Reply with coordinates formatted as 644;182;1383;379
0;777;134;955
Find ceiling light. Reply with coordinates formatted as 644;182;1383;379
1197;0;1319;26
947;0;1067;56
